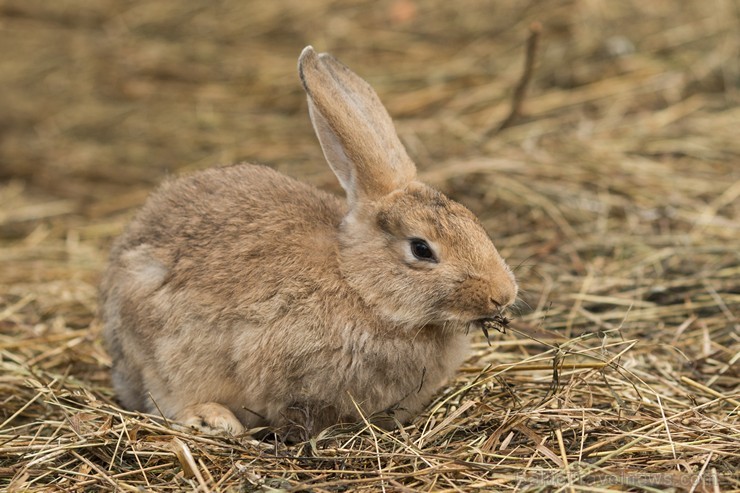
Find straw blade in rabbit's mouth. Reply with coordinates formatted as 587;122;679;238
470;315;511;346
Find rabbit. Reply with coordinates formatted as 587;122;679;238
99;46;518;440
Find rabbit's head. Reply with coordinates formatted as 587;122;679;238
299;47;517;331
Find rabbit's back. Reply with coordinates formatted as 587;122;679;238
112;164;344;269
108;164;345;302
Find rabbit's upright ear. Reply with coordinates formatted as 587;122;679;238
298;46;416;207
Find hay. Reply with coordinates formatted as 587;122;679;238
1;0;738;490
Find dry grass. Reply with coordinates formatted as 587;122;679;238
1;0;739;491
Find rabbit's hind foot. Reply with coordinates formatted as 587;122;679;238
176;402;245;435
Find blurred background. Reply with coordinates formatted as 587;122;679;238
0;0;737;343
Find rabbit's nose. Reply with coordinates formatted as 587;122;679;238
488;298;505;315
489;282;517;310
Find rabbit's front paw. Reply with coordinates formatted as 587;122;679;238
177;402;244;435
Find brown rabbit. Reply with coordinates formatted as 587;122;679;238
100;46;517;439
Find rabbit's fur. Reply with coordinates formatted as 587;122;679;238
100;47;517;439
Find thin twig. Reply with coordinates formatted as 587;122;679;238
483;21;542;139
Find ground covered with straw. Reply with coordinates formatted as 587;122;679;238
1;0;738;491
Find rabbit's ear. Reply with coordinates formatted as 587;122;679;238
299;46;416;207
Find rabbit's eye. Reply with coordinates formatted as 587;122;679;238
410;238;437;262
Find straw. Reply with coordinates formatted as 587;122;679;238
1;0;738;490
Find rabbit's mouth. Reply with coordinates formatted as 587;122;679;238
473;315;511;346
